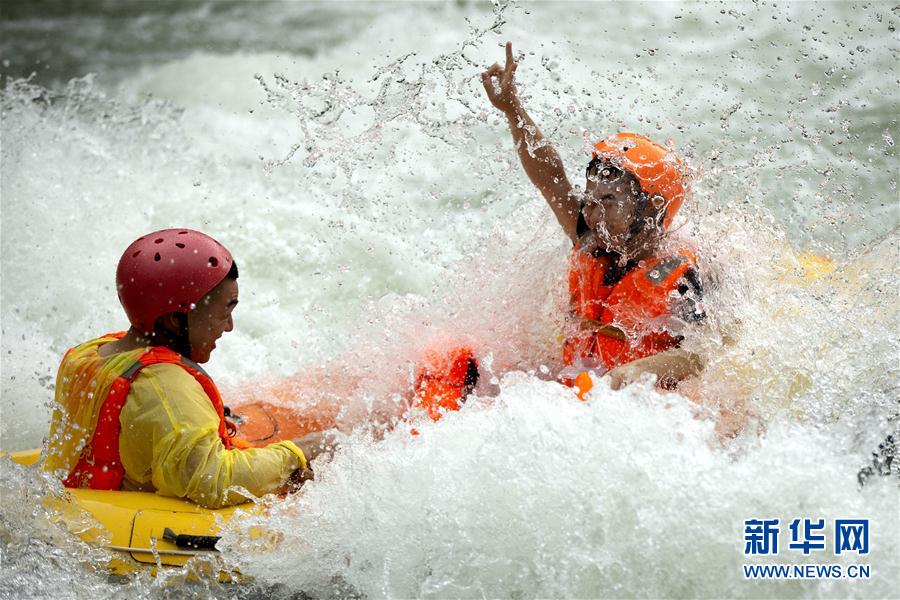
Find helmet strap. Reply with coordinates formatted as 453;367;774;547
151;313;192;358
173;312;191;358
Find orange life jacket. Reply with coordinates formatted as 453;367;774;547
63;333;251;490
413;346;479;421
564;245;697;372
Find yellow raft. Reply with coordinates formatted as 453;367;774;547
2;400;301;578
6;448;255;578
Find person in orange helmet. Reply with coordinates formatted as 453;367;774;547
482;42;706;392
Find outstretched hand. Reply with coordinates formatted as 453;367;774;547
481;41;519;113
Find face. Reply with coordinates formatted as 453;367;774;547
187;277;238;363
583;160;662;254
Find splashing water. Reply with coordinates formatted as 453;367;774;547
221;379;900;598
1;2;897;597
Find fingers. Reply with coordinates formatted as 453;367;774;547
484;63;503;77
481;63;502;95
481;72;494;95
607;368;629;391
503;61;518;88
288;466;315;492
502;42;518;87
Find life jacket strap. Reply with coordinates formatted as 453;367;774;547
577;318;627;341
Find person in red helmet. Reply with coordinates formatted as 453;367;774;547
43;229;333;508
482;43;706;391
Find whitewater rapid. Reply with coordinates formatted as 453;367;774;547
2;2;897;598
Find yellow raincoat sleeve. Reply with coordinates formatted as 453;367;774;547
118;363;306;508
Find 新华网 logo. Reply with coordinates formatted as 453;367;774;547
741;517;870;580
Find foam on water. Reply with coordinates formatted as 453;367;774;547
1;1;898;597
220;378;899;598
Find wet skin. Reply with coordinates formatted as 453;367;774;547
186;277;238;364
582;161;664;258
98;277;238;364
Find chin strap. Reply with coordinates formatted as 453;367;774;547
149;313;192;358
174;312;192;358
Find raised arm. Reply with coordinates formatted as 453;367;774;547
482;42;580;243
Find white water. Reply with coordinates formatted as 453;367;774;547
1;2;898;598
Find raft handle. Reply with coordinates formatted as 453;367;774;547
106;545;212;556
162;527;220;550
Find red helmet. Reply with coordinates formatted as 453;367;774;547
593;133;688;230
116;229;234;334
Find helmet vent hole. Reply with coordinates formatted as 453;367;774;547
154;238;164;244
132;250;141;258
178;231;189;235
208;257;218;267
154;253;161;262
175;243;185;249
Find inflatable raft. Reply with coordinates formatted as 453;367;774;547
4;401;305;578
2;251;837;577
7;447;247;577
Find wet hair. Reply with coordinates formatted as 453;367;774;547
226;260;239;280
152;260;239;357
586;157;628;183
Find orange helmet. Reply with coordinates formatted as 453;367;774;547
592;133;688;230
